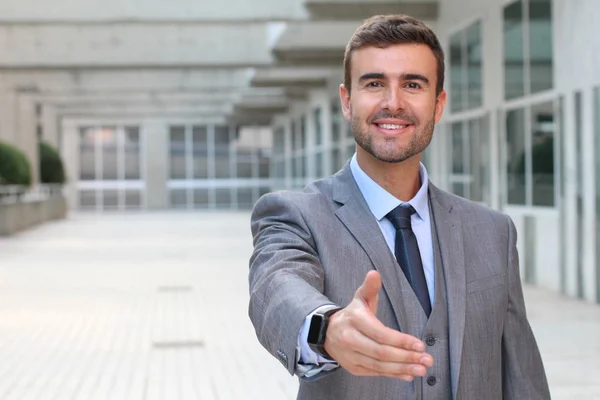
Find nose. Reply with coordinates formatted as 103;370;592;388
382;86;407;112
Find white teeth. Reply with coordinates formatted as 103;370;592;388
379;124;407;130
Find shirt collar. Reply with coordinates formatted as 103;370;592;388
349;153;430;222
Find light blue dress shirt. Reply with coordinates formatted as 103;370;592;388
296;153;435;378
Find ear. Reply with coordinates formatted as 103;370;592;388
434;90;447;124
339;84;352;122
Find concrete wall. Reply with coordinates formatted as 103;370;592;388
0;194;68;236
0;23;275;68
0;0;306;21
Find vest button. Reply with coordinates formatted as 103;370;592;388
427;376;437;386
426;336;436;346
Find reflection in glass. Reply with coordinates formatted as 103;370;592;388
504;1;525;100
450;32;464;113
467;21;483;109
506;108;527;204
529;0;553;93
531;101;555;206
169;126;186;179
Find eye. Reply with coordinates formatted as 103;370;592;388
367;81;383;88
405;82;422;90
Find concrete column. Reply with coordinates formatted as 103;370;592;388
0;90;17;146
143;120;169;210
60;120;80;210
16;95;39;184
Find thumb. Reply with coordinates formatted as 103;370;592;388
355;270;381;314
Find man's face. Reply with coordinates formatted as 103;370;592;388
340;43;446;164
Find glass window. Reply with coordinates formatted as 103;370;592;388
469;118;483;202
101;127;118;180
193;188;209;208
531;101;555;206
529;0;553;94
79;127;96;180
124;126;140;180
314;108;322;146
124;190;142;208
316;153;323;177
169;126;186;180
472;116;491;204
449;20;482;113
467;21;483;109
103;189;119;208
451;122;464;174
504;1;526;100
506;108;527;205
331;102;341;143
192;126;209;179
214;125;231;179
79;190;96;208
504;0;553;99
170;189;187;208
450;32;464;113
300;115;306;152
594;87;600;302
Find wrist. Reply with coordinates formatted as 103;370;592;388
307;306;343;359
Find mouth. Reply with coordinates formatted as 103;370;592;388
373;122;413;135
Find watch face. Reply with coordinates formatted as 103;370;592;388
307;314;324;345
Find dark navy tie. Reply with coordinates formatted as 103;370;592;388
386;204;431;317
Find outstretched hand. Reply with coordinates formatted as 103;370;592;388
323;271;433;381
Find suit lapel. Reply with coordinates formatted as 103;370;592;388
332;164;408;333
429;184;466;400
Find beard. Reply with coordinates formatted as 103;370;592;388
351;108;436;163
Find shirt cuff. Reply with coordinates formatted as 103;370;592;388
294;304;340;378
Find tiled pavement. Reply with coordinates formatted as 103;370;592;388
0;212;598;400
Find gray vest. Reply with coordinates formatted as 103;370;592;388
396;201;452;400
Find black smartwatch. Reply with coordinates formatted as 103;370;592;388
307;306;343;359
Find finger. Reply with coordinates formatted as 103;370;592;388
355;271;381;314
352;352;429;378
350;311;426;352
346;329;433;367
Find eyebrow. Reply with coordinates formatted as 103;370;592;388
358;72;430;86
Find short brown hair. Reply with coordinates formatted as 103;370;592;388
343;15;445;95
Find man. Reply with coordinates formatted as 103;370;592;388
248;14;550;400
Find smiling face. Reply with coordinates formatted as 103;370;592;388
340;43;446;165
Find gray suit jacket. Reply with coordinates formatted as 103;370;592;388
249;164;550;399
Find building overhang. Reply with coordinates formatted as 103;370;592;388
304;0;439;20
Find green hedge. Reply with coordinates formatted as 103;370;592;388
0;141;31;186
39;141;66;184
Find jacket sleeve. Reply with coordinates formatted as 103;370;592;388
501;215;551;399
248;192;335;376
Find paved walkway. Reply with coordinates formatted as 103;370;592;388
0;212;598;400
